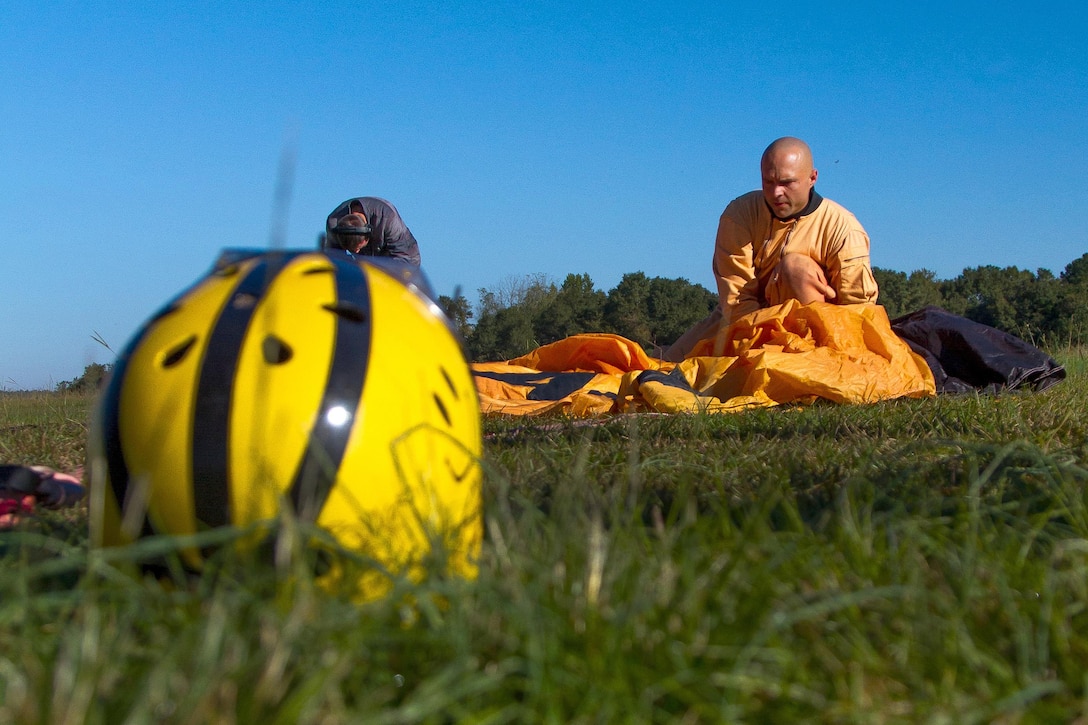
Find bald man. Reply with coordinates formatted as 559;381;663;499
663;137;878;361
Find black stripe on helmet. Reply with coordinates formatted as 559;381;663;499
191;256;281;529
97;254;255;544
99;243;230;540
288;258;372;520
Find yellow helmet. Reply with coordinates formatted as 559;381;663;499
89;250;482;598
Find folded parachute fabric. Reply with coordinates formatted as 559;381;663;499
471;301;937;416
472;333;660;416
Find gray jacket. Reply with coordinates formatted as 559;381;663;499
323;196;422;267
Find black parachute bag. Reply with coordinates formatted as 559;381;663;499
890;305;1066;394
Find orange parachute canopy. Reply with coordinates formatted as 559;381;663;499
471;300;936;416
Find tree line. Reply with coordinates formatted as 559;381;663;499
442;253;1088;362
56;253;1088;390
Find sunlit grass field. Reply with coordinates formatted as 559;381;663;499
2;349;1087;722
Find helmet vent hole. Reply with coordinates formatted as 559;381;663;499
262;336;294;364
440;367;459;400
162;336;197;368
322;302;368;324
433;393;452;426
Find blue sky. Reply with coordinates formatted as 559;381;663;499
3;2;1086;390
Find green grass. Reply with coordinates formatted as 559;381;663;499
2;349;1088;722
0;391;92;472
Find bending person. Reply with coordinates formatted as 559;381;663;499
322;196;422;267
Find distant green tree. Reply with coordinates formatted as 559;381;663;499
643;276;717;348
602;273;716;350
1061;253;1088;286
477;273;554;316
873;267;943;319
56;362;112;393
1060;253;1088;344
468;304;538;361
438;291;474;342
534;273;605;344
1019;268;1076;345
873;268;909;318
939;265;1070;345
602;272;653;344
467;275;557;361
